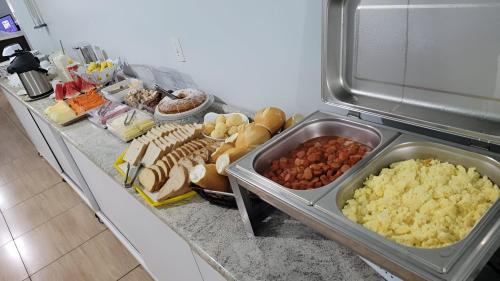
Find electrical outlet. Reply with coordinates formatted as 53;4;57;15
171;37;186;62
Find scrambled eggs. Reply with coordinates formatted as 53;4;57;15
342;159;499;248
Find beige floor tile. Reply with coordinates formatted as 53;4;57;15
15;203;106;275
4;182;81;238
0;133;35;160
24;166;62;195
31;230;138;281
0;177;36;211
0;160;25;186
0;241;29;281
0;165;62;211
0;215;11;247
120;266;154;281
11;154;50;174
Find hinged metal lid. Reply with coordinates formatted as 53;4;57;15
322;0;500;148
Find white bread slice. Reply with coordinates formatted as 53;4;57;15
150;165;166;191
195;149;210;162
162;123;176;132
191;154;206;165
142;143;163;166
123;139;147;166
178;127;193;140
170;150;183;161
138;167;159;192
177;147;190;158
191;140;205;150
192;123;203;136
166;154;179;167
184;143;198;153
190;164;229;192
157;165;190;201
153;139;167;152
150;127;164;138
156;160;170;179
171;131;185;143
178;158;195;172
162;156;174;169
135;136;147;145
180;147;193;157
165;134;180;148
145;131;157;140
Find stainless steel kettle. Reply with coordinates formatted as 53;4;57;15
7;50;53;99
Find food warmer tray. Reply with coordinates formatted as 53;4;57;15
226;1;500;280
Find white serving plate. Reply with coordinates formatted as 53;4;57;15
154;89;214;121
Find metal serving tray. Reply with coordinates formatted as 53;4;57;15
228;1;500;280
252;112;398;205
315;134;500;280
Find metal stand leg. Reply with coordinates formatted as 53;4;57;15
229;176;275;237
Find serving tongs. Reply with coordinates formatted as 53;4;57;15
123;162;143;189
123;110;136;126
153;84;178;100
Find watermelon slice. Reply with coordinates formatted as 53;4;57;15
64;81;80;98
55;83;65;101
80;78;96;93
74;76;83;91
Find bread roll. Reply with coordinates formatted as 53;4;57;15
284;113;304;130
254;107;286;134
216;147;250;175
235;123;271;149
210;143;234;163
224;133;238;144
190;164;230;192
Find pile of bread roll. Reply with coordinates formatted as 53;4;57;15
190;107;299;193
203;113;247;139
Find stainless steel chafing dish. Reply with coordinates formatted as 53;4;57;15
227;1;500;280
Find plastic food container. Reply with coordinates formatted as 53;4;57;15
106;109;154;142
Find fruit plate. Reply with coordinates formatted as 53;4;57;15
114;150;197;207
202;112;249;141
72;59;119;85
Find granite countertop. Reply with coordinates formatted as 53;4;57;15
0;79;383;281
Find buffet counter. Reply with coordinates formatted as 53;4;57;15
0;78;383;281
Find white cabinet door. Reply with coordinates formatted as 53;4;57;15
193;252;227;281
30;112;84;188
3;93;61;173
67;144;203;281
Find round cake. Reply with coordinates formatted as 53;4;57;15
158;89;207;114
